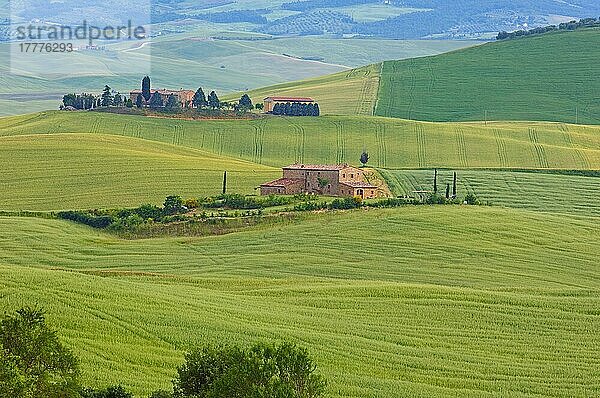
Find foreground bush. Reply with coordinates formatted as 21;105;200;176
81;385;133;398
173;342;326;398
0;307;80;398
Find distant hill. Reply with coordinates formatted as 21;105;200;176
375;28;600;123
228;64;382;116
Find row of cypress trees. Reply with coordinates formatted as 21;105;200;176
272;102;320;117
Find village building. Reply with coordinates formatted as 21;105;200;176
263;97;315;113
260;164;379;199
129;89;195;108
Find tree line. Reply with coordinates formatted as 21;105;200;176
62;76;262;113
0;307;326;398
271;102;320;117
497;17;600;40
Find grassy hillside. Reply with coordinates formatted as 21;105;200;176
380;169;600;218
375;29;600;124
226;63;382;116
1;207;599;396
0;133;278;211
1;112;599;171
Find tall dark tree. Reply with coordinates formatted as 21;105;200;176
142;76;151;101
445;183;450;199
113;93;123;107
222;171;227;195
149;91;163;109
208;91;220;110
101;85;113;107
300;103;308;116
360;151;369;167
313;103;320;116
135;94;143;108
433;169;438;194
192;88;207;109
238;94;253;111
452;172;457;199
165;94;179;110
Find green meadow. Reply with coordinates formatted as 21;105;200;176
375;29;600;123
380;169;600;218
1;207;599;397
0;133;278;211
1;112;599;170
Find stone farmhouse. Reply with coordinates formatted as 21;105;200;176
260;164;379;199
129;89;195;108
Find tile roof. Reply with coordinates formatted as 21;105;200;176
264;97;315;102
260;178;304;187
283;164;353;171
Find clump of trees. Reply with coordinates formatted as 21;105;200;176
497;17;600;40
0;307;326;398
272;102;320;116
173;342;326;398
62;93;98;110
61;76;261;116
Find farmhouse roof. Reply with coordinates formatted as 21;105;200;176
283;164;353;171
260;178;304;187
264;96;315;102
340;181;378;188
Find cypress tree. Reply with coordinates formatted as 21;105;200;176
101;85;113;107
136;94;143;108
208;91;220;110
142;76;151;101
193;88;207;109
149;91;163;109
222;171;227;194
445;183;450;199
433;169;438;193
452;172;457;198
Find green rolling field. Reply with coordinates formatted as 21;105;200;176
2;113;600;171
1;207;599;396
0;133;278;211
375;29;600;124
380;169;600;218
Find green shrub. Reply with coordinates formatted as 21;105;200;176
58;211;114;229
163;196;187;215
464;193;479;205
173;342;326;398
425;194;448;205
329;196;362;210
184;198;199;209
80;385;133;398
149;391;172;398
293;201;328;212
